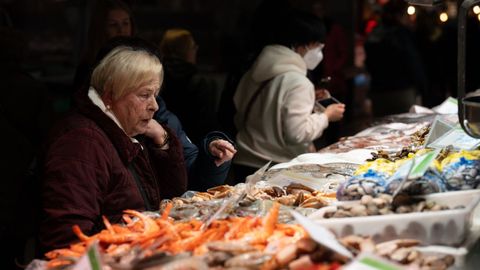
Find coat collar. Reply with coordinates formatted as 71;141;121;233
74;88;141;164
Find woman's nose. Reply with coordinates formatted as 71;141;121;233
116;24;123;34
149;97;159;112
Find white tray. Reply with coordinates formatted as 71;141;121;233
308;190;480;246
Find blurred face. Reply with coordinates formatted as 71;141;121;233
185;42;198;64
109;78;160;137
295;42;324;57
106;9;132;39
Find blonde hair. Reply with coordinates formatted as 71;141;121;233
159;29;195;60
91;46;163;99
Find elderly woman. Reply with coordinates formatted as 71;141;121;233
98;37;236;192
39;43;187;251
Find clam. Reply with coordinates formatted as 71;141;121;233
299;197;327;209
263;186;285;197
225;251;272;268
207;185;232;194
285;183;315;195
206;241;256;254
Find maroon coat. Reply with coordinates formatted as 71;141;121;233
39;91;187;251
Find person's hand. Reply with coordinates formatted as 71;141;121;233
324;103;345;122
209;139;236;166
145;120;169;149
315;88;330;100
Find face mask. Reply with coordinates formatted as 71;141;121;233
303;46;323;70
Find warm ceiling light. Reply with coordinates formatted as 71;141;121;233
407;6;416;15
474;5;480;14
440;12;448;22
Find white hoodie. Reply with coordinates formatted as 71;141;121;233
233;45;329;168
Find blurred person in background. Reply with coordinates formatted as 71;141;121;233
233;11;345;181
414;9;447;107
159;28;220;146
364;0;427;117
157;29;237;191
74;0;135;91
310;0;350;149
218;0;293;139
0;21;55;268
154;96;236;191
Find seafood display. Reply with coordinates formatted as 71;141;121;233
321;194;453;219
341;236;454;269
366;148;416;162
42;203;455;270
33;111;480;270
44;203;349;270
167;183;336;222
410;124;431;147
264;163;356;181
338;149;480;200
311;189;480;246
438;150;480;190
320;122;430;154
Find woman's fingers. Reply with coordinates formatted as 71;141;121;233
209;139;237;166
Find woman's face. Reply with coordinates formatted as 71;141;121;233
106;9;132;39
109;78;160;137
185;41;198;64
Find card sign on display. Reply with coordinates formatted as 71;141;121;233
343;253;403;270
388;149;440;182
290;210;353;259
428;126;480;150
424;117;455;147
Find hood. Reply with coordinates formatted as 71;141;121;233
251;45;307;83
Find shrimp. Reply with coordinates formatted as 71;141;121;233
98;210;160;244
45;248;82;260
46;258;75;269
263;202;280;236
123;209;160;235
161;202;173;220
105;243;132;256
122;214;134;226
102;215;115;234
245;203;280;245
72;225;95;243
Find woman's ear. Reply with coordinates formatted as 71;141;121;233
101;84;114;107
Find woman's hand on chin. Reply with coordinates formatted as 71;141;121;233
145;120;170;149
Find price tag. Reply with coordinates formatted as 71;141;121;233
429;126;480;150
290;210;353;258
343;253;404;270
388;149;440;181
266;171;331;191
424;117;455;146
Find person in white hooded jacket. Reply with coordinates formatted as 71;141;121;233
233;11;345;179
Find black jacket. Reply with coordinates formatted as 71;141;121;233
160;57;220;145
154;97;233;191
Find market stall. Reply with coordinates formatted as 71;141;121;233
27;102;480;270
